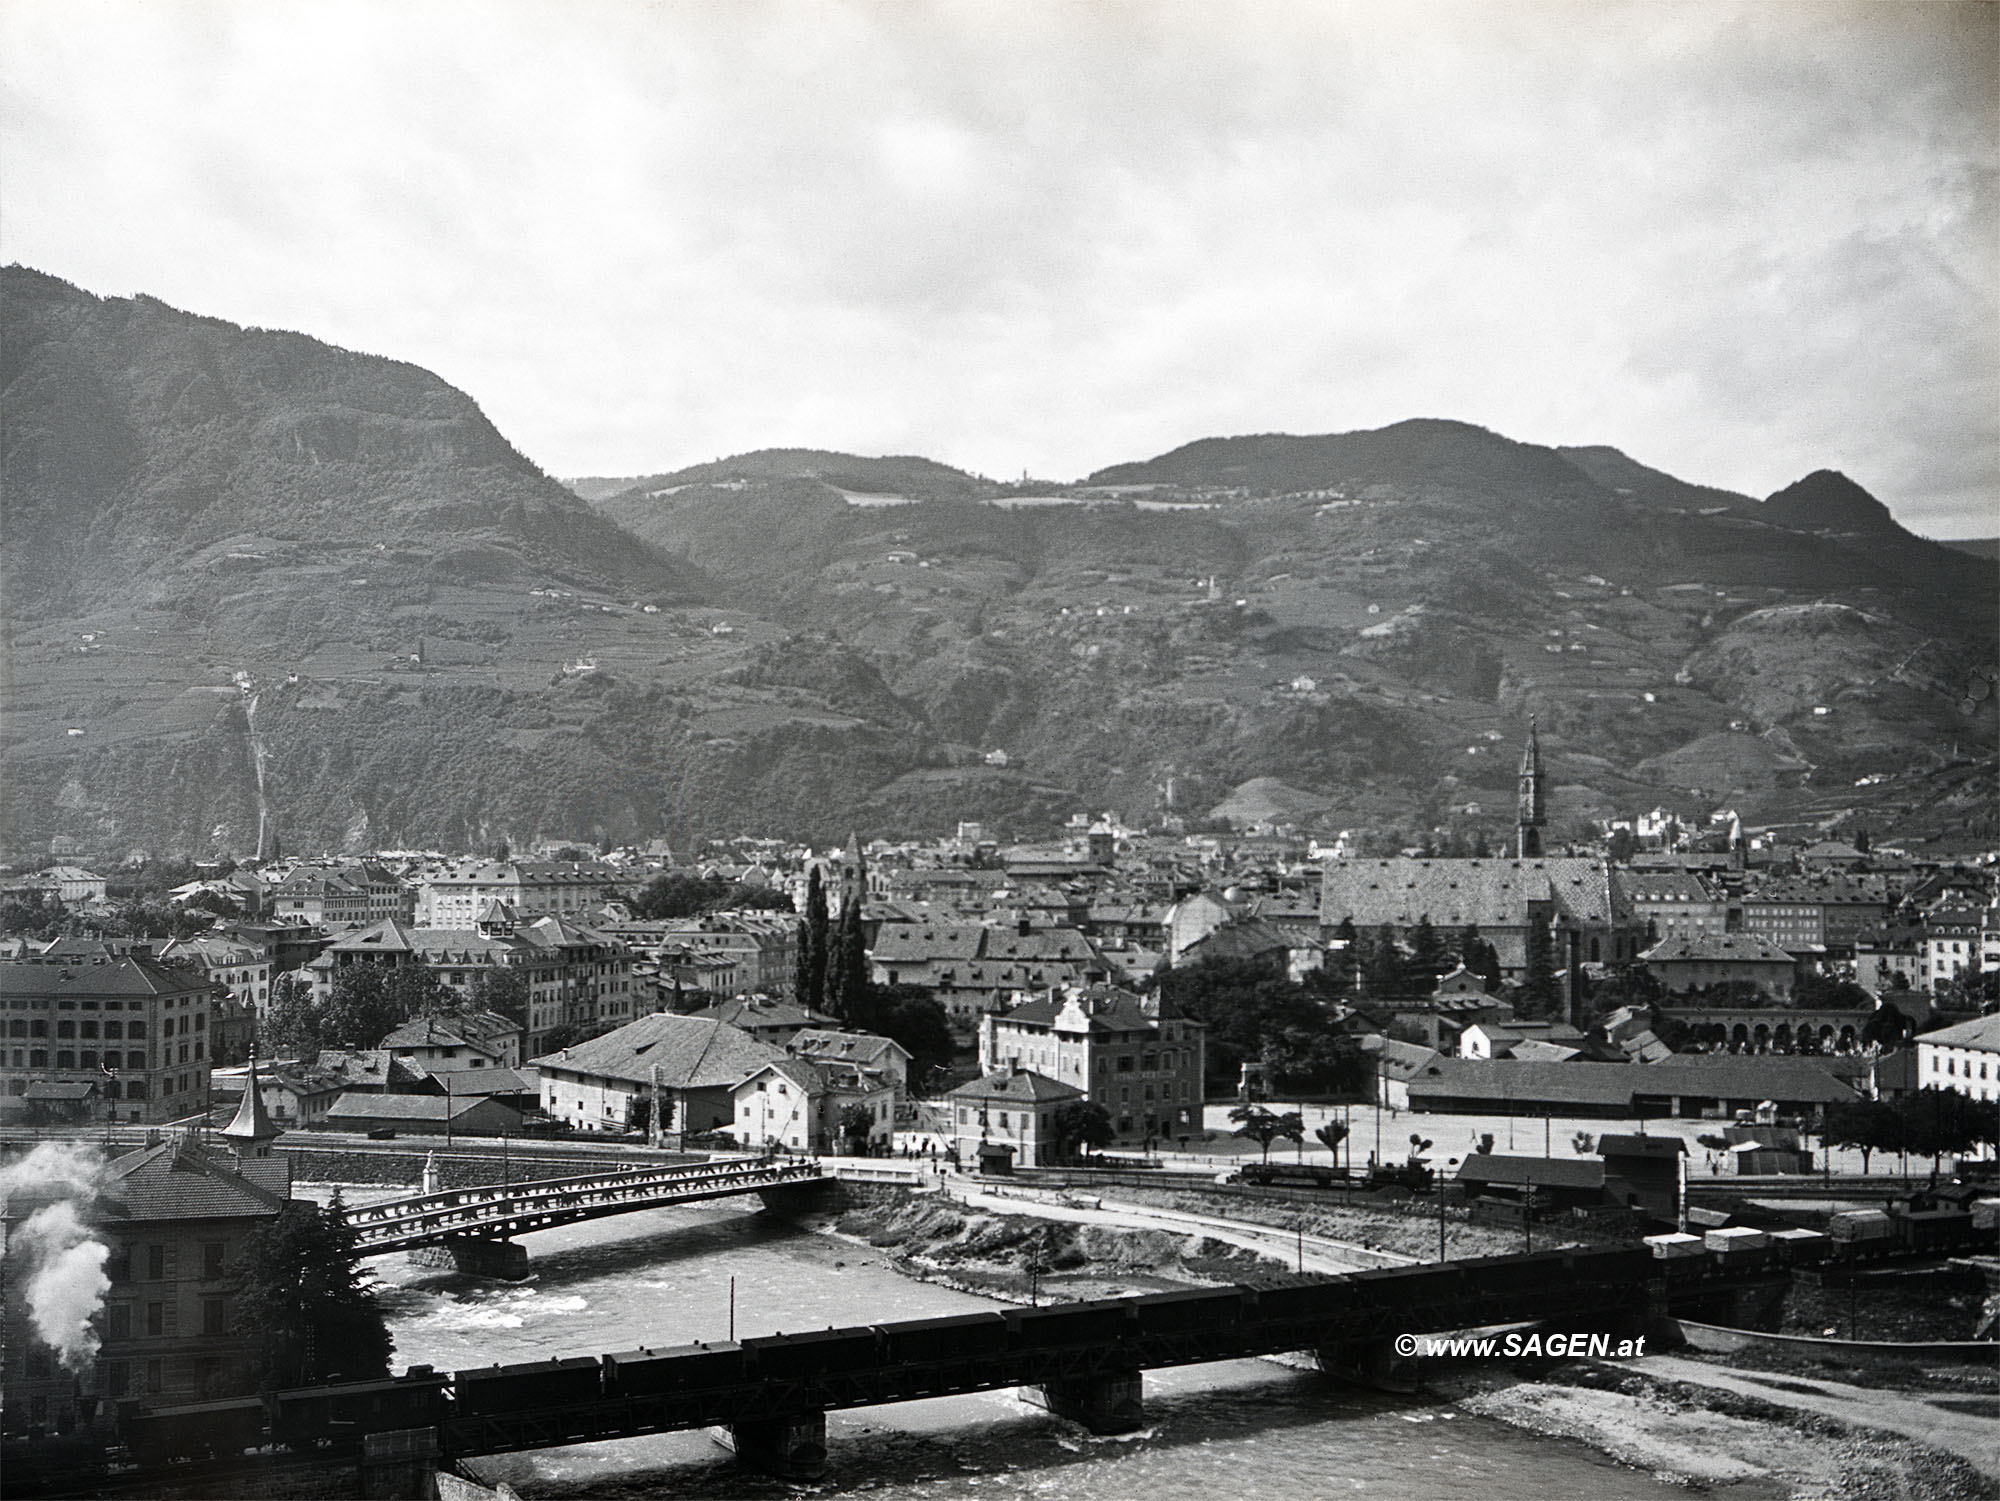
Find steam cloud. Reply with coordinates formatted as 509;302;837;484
15;1202;112;1370
2;1142;112;1372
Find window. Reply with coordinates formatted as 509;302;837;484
202;1298;225;1336
128;1022;145;1039
147;1302;164;1337
29;1049;46;1067
146;1358;162;1395
147;1245;164;1281
202;1242;224;1280
56;1050;75;1069
107;1303;131;1340
57;1020;75;1039
106;1360;130;1398
104;1021;122;1040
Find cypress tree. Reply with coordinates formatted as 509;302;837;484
1367;923;1405;998
804;865;830;1009
1523;918;1561;1017
794;867;821;1007
825;894;869;1021
1409;915;1446;992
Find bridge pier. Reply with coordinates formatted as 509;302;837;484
359;1426;441;1500
757;1177;837;1215
446;1237;530;1280
1022;1370;1145;1433
1316;1337;1422;1393
724;1411;828;1480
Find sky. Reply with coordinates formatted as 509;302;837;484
3;0;1995;536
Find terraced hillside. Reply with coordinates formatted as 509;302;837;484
4;267;1993;859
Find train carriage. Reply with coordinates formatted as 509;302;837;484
1002;1298;1137;1349
121;1396;268;1468
271;1367;449;1450
871;1311;1010;1366
1127;1286;1253;1337
742;1326;884;1382
603;1342;749;1398
453;1356;603;1416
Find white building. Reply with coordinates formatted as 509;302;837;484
730;1058;893;1155
1915;1014;2000;1104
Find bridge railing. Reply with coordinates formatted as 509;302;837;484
349;1159;824;1245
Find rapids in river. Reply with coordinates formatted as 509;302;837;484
323;1187;1688;1498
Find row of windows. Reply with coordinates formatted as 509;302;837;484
7;1018;149;1039
1931;1053;1993;1080
7;1046;151;1068
7;998;138;1011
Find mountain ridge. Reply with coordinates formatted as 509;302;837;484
3;266;1993;859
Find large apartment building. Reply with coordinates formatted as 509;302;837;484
311;910;635;1052
413;860;626;928
0;955;216;1125
978;985;1205;1144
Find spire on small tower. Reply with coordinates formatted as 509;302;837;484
1517;717;1546;859
219;1046;283;1157
840;831;867;909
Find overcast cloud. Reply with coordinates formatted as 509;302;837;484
3;0;1993;535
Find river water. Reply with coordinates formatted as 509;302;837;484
320;1188;1686;1500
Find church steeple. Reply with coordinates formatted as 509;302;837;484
1516;717;1545;859
219;1046;282;1157
839;831;867;910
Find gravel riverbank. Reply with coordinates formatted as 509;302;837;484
809;1188;1997;1498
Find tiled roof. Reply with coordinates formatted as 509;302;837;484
1181;919;1299;963
1320;857;1620;929
530;1013;782;1088
325;1093;506;1121
871;923;986;962
1408;1056;1859;1108
1641;933;1796;963
0;956;214;1001
788;1029;911;1066
948;1068;1084;1104
1457;1154;1605;1189
995;986;1157;1035
102;1138;289;1222
1918;1014;2000;1053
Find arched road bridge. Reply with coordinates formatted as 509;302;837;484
344;1157;826;1275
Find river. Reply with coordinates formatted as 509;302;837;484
319;1187;1691;1499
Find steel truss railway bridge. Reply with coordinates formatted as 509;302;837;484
344;1157;826;1276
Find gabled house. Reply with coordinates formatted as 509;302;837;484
530;1013;782;1137
730;1057;894;1155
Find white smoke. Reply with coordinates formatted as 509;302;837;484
14;1201;112;1370
1;1142;112;1372
0;1141;105;1201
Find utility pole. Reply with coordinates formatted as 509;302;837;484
649;1063;663;1150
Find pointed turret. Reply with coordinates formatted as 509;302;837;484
1517;717;1545;858
219;1047;283;1157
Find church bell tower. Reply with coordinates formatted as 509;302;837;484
1517;717;1545;859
